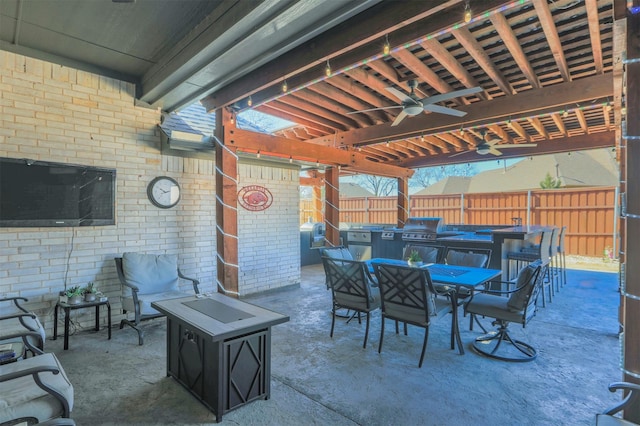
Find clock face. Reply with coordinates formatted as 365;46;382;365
147;176;180;208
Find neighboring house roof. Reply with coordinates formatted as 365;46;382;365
160;103;265;137
414;176;472;196
339;183;375;197
414;148;618;195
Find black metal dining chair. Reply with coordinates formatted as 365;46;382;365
373;263;462;368
321;257;380;348
464;259;546;362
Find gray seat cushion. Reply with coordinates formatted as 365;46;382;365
1;315;45;350
121;253;189;316
0;353;74;423
507;264;537;312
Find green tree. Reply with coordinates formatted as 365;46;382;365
540;172;561;189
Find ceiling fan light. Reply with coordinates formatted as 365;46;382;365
476;145;490;155
404;105;423;116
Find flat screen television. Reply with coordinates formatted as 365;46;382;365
0;157;116;227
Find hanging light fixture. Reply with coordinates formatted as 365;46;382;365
463;1;472;23
464;1;472;23
247;96;252;107
325;61;332;77
383;34;390;55
282;80;288;93
256;150;261;158
289;156;293;163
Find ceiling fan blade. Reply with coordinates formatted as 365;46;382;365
493;143;538;149
385;87;413;103
488;147;503;156
420;86;483;105
449;150;471;158
347;105;402;115
423;104;467;117
391;110;409;126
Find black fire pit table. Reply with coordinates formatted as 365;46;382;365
152;293;289;423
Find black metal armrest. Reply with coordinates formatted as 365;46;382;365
0;358;72;417
0;296;30;313
0;312;38;322
0;364;60;383
178;268;200;294
603;382;640;416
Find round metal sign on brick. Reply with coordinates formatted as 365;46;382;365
237;185;273;211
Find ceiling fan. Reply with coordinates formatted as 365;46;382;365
450;130;537;157
348;80;483;126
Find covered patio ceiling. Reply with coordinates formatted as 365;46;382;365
1;0;632;175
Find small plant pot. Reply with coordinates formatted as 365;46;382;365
84;293;96;302
408;260;424;268
68;295;83;305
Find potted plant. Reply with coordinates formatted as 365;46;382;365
407;250;424;267
83;282;97;302
65;286;83;305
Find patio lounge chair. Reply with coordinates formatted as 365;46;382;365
115;252;200;345
0;352;74;424
596;382;640;425
0;296;46;356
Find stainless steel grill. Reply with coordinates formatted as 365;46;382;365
401;217;443;242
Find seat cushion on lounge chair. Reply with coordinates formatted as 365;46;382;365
1;315;45;348
0;353;74;423
121;290;190;316
122;252;179;295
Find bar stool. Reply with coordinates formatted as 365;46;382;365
506;229;553;306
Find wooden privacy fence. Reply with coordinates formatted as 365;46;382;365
300;187;619;258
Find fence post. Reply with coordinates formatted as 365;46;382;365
365;196;370;224
527;190;531;226
614;186;619;258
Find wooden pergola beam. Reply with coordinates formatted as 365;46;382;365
309;73;613;147
392;130;615;168
225;127;414;179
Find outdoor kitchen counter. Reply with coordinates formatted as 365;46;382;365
436;233;493;243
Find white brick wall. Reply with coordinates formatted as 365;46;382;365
0;50;302;336
0;51;218;333
237;163;301;295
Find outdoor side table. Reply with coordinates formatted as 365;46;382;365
54;299;111;350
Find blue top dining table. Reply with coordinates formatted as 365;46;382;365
366;258;502;290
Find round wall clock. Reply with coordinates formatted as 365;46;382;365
147;176;181;208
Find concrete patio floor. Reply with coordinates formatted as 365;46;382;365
47;264;623;425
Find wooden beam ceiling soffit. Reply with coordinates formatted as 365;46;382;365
255;104;334;135
390;49;462;104
200;0;478;112
324;75;394;121
419;38;490;101
532;0;571;82
490;12;541;89
585;0;605;74
394;130;616;168
452;26;515;96
550;112;568;135
225;127;413;178
311;73;612;147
